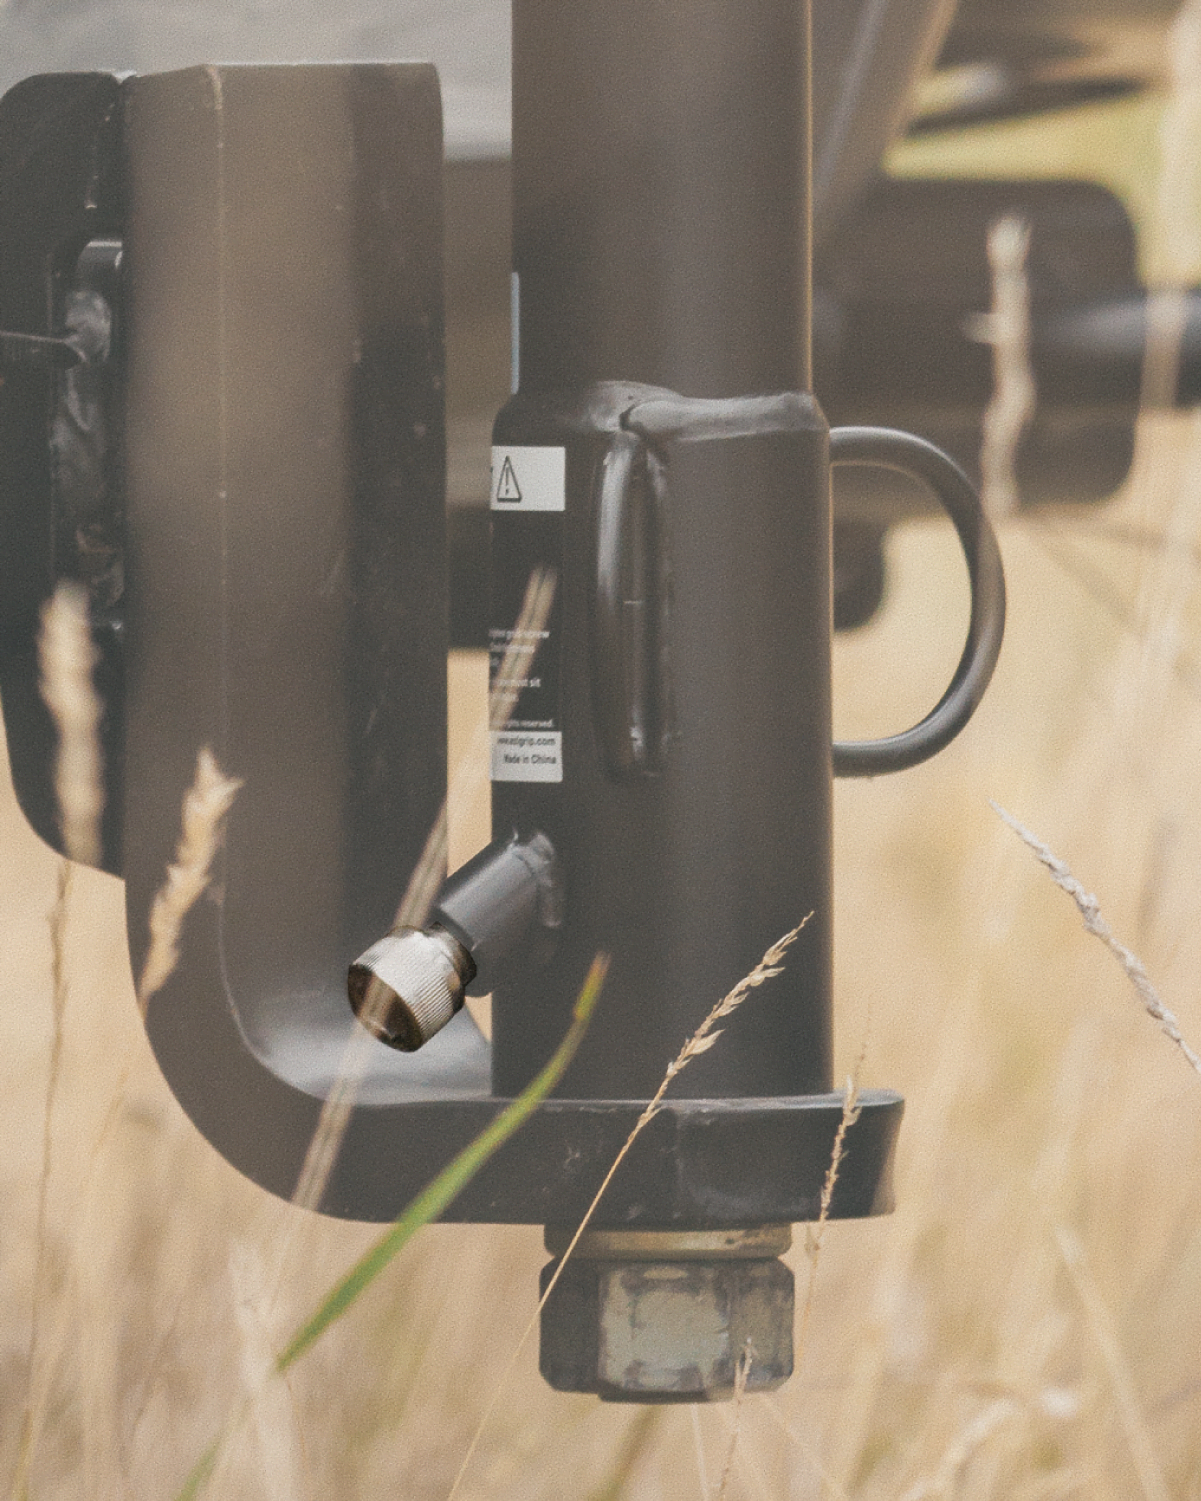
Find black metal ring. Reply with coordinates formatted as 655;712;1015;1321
830;426;1006;777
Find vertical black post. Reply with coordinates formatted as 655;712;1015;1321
513;0;811;395
494;0;832;1104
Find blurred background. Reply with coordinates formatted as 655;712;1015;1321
0;0;513;154
2;1;1201;1497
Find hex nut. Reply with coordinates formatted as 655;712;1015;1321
540;1255;794;1402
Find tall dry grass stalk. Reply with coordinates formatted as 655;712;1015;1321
690;1405;712;1499
137;747;242;1015
38;581;103;867
979;214;1034;521
1055;1227;1172;1501
895;1398;1021;1501
761;1398;851;1499
11;862;73;1501
1140;5;1201;426
992;802;1201;1076
14;586;106;1499
1156;0;1201;286
290;565;557;1215
797;1042;866;1367
588;1408;659;1501
213;1244;306;1501
715;1342;754;1501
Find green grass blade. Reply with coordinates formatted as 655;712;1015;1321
174;952;608;1499
175;1438;221;1501
277;951;608;1370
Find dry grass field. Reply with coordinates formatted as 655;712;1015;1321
3;67;1201;1501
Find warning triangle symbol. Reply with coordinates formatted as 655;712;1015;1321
496;455;523;503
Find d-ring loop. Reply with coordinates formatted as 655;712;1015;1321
830;427;1005;778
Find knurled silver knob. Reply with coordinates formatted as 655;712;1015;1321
348;926;474;1051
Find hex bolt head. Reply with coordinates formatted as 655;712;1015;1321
540;1247;794;1402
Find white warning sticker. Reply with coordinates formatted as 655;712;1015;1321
490;729;563;783
490;446;566;512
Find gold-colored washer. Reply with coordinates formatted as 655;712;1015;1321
543;1224;792;1260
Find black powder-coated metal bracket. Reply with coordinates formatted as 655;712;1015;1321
0;73;126;872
